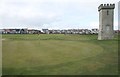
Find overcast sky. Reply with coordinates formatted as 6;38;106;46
0;0;119;30
118;1;120;30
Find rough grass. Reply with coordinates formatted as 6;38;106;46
2;34;118;75
0;34;2;75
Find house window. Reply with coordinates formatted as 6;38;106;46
107;10;109;15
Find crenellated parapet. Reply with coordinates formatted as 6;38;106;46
98;4;115;11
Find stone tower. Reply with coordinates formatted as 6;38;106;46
98;4;115;40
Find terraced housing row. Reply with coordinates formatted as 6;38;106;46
0;28;119;34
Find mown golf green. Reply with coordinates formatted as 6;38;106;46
2;34;118;75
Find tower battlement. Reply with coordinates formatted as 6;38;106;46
98;4;115;11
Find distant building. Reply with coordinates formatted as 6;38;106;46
20;28;28;34
0;29;2;34
42;29;49;34
91;28;99;34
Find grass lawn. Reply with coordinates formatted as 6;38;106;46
2;34;118;75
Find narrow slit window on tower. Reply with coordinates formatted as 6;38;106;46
107;10;109;15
